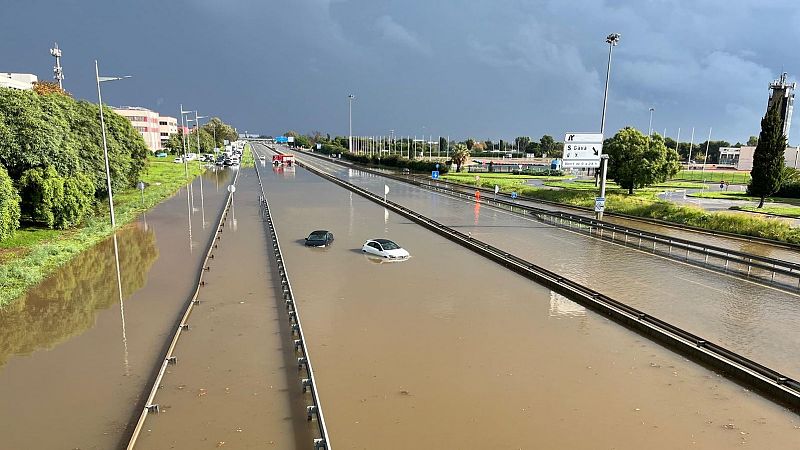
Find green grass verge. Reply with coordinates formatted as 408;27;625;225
732;205;800;218
441;176;800;244
672;170;751;184
242;142;255;168
0;156;204;307
444;172;571;181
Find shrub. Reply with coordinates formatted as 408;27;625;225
17;166;94;229
0;165;20;240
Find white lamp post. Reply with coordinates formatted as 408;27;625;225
348;94;355;152
597;32;620;220
95;60;131;227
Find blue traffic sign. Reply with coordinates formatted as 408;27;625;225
511;192;518;199
431;170;440;179
276;136;289;144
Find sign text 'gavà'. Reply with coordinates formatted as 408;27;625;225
562;133;603;168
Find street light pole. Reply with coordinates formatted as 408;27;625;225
348;94;355;152
95;60;131;228
597;32;620;221
648;107;655;137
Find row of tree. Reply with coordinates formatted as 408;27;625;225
162;117;238;155
0;83;149;239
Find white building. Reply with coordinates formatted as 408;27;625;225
158;116;178;148
0;73;37;90
718;146;800;171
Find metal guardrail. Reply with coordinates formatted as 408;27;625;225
270;147;800;411
295;150;800;292
252;148;332;450
429;175;800;251
125;168;240;449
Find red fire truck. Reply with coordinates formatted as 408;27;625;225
272;154;295;166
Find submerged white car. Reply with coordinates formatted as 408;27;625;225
361;239;410;260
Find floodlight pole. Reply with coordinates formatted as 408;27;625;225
598;33;620;220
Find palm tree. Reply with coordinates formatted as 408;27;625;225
451;144;470;172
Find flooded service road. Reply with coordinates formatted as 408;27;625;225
254;148;800;449
298;149;800;263
135;168;313;449
295;154;800;380
0;169;233;450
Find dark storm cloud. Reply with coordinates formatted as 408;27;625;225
2;0;799;144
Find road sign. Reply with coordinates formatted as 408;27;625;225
432;170;439;179
494;185;500;195
287;136;295;143
562;132;603;168
594;196;605;212
316;143;322;150
276;136;288;144
511;191;518;199
436;163;440;169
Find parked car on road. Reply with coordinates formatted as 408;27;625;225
305;230;334;247
155;152;168;158
361;239;410;260
173;157;184;164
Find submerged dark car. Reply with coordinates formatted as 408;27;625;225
305;230;334;247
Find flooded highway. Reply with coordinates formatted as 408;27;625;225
0;169;232;449
287;149;800;380
134;169;313;449
306;151;799;263
253;144;800;449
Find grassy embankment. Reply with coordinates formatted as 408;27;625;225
0;157;204;307
673;170;751;184
439;172;800;244
688;191;800;218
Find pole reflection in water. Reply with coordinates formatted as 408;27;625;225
384;207;389;234
200;164;206;229
348;191;354;237
112;232;130;376
231;192;237;231
474;201;481;225
186;179;193;253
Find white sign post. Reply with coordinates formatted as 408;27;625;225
562;133;604;168
594;196;605;212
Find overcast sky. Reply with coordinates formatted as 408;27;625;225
3;0;800;145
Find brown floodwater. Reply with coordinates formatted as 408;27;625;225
253;144;800;449
294;153;800;380
0;169;233;449
134;168;314;449
301;149;800;262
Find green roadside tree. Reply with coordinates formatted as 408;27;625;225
201;117;238;148
540;135;556;156
747;135;759;146
465;138;474;151
0;165;20;241
748;104;787;208
605;127;681;194
17;166;94;229
451;144;470;172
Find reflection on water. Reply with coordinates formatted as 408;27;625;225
548;291;586;318
0;224;158;368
